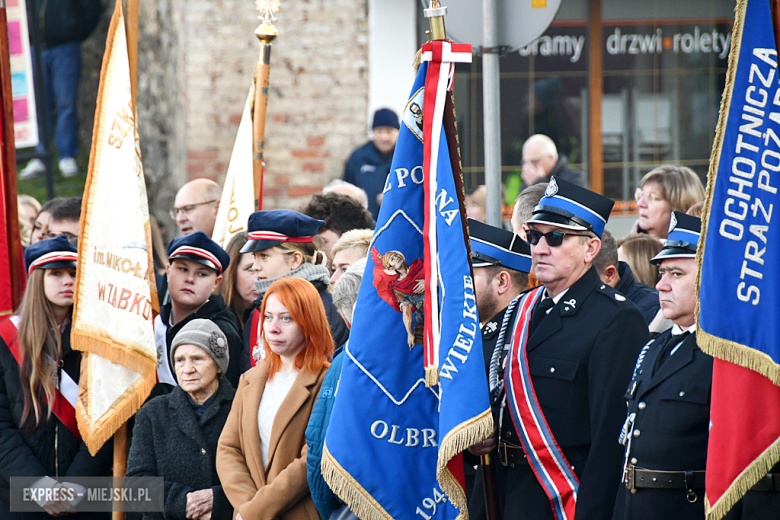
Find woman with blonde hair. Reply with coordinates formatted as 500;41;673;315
0;236;112;518
218;232;258;329
240;210;348;371
217;277;333;520
633;165;705;238
617;233;663;287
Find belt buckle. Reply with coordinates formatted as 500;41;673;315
624;465;636;494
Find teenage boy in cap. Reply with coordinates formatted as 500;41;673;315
613;213;739;520
343;108;400;219
155;231;243;389
471;177;649;520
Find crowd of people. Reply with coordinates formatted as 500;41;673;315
3;121;777;520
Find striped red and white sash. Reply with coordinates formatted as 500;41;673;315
0;317;81;440
504;287;579;520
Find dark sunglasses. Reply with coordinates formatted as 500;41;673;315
525;229;591;247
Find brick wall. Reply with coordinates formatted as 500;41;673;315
178;0;370;212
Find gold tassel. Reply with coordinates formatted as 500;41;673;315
425;365;439;388
412;48;422;72
72;330;156;376
322;443;393;520
437;409;494;511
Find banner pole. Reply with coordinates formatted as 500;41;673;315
252;1;280;210
0;0;25;311
112;423;128;520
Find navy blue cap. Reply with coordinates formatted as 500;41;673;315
650;211;701;265
167;231;230;274
526;176;614;238
25;235;78;275
241;209;326;253
372;108;400;130
468;219;531;273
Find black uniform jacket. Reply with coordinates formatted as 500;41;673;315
0;320;112;517
614;262;660;326
612;330;713;520
126;379;235;520
497;267;649;520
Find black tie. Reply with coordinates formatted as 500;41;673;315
652;331;690;375
530;297;555;334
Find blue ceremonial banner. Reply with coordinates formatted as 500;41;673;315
322;47;493;520
697;0;780;383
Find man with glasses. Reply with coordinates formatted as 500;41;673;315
521;134;585;188
171;179;222;237
46;196;82;246
479;176;648;520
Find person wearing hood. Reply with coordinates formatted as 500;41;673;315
154;232;243;389
127;319;236;520
240;209;349;372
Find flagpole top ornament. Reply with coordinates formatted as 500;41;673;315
423;1;447;41
255;0;280;42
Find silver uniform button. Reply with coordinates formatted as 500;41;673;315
638;402;646;410
630;457;638;465
633;429;641;437
201;448;206;455
550;367;556;373
679;391;685;397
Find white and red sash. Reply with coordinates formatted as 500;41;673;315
504;287;579;520
420;40;472;385
0;318;81;441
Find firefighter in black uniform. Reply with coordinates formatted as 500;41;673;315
471;177;649;520
613;212;743;520
462;219;532;517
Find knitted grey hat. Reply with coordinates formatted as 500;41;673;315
170;319;229;374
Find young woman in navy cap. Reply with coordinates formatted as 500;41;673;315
240;209;349;371
0;236;112;518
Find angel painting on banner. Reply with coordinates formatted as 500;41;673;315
371;247;425;349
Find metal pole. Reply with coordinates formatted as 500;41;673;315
482;0;502;227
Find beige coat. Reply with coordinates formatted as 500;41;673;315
217;362;326;520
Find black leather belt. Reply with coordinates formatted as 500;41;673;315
497;441;589;468
751;473;780;492
624;466;704;502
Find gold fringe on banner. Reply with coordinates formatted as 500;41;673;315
705;437;780;520
321;443;393;520
437;408;494;512
76;353;156;456
72;329;156;375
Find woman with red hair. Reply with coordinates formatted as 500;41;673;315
217;277;333;520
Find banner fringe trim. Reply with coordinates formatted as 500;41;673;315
705;436;780;520
437;408;494;511
697;329;780;385
72;331;156;375
321;443;393;520
77;354;155;456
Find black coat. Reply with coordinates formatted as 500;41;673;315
240;279;349;372
495;267;649;520
612;330;713;520
30;0;102;48
615;262;660;325
0;320;112;518
126;380;235;520
160;295;243;388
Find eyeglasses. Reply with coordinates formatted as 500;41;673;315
169;200;217;220
634;188;664;203
522;155;549;169
525;229;591;247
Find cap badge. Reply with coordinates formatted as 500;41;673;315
668;212;678;234
545;177;559;198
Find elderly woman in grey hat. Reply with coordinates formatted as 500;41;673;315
127;319;235;520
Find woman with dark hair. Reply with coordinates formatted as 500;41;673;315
240;209;348;371
218;232;257;329
0;236;112;518
217;277;333;520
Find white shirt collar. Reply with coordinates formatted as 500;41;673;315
671;323;696;336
